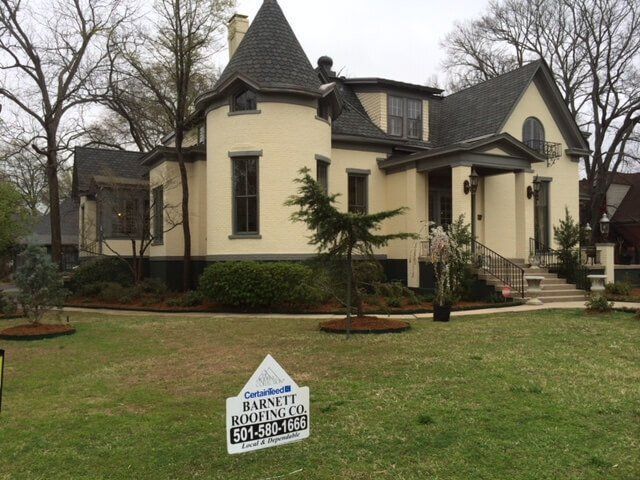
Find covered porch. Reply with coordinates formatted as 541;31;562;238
381;133;548;288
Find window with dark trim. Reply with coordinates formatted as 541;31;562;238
388;96;423;140
114;198;137;237
388;96;404;136
152;186;164;244
523;117;545;150
232;157;259;234
317;160;329;193
232;90;257;112
348;174;368;214
317;101;329;121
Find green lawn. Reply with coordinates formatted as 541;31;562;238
0;310;639;480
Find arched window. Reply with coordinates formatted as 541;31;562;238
523;117;545;150
232;89;257;112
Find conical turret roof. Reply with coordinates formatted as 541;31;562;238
215;0;321;95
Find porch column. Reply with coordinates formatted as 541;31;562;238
451;166;472;225
515;171;535;260
407;169;428;288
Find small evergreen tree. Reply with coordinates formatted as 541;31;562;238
553;208;582;280
286;168;415;334
15;246;68;325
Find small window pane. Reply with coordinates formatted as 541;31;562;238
389;96;403;116
233;90;257;111
317;161;328;193
348;174;367;214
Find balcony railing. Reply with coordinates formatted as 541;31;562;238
524;139;562;166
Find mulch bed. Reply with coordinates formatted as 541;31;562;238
0;323;76;341
66;297;521;315
319;316;411;334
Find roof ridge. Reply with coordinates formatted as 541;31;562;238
443;60;541;99
75;146;145;155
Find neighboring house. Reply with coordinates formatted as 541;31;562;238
19;197;80;271
580;173;640;265
73;0;590;290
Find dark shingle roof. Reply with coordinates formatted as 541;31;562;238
73;147;147;195
431;61;541;146
23;197;79;246
608;173;640;224
215;0;320;94
331;79;392;141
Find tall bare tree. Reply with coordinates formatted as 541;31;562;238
442;0;640;237
112;0;233;289
0;0;130;265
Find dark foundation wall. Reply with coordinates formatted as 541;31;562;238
149;259;208;291
147;258;410;292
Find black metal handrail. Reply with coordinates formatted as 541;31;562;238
529;238;591;291
472;239;525;298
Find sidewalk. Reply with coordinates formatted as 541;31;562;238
61;301;640;320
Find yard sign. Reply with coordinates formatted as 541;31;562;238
226;355;310;454
0;349;4;413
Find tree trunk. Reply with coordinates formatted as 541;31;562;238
46;147;62;268
346;249;352;337
175;131;192;291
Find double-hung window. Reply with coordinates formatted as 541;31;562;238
317;160;329;193
388;96;404;136
152;186;164;244
388;96;423;140
232;157;259;234
348;174;368;214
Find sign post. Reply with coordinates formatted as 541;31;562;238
226;355;310;455
0;349;5;413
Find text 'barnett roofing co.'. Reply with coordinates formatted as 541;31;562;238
226;355;310;455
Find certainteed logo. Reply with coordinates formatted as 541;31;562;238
244;385;292;399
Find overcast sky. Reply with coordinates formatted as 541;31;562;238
216;0;490;87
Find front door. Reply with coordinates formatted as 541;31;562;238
534;180;551;247
429;189;453;229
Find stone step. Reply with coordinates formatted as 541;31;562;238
537;288;584;296
537;295;587;303
533;284;578;291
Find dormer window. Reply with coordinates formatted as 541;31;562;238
523;117;545;151
388;96;423;140
317;101;329;121
232;89;257;112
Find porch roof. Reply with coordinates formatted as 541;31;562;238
378;133;547;173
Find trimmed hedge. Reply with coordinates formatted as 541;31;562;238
70;258;133;292
199;262;321;308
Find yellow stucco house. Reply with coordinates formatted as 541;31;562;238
73;0;591;297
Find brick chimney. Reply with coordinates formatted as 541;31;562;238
228;14;249;59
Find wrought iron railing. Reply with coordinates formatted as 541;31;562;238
529;238;591;291
524;139;562;166
472;240;525;298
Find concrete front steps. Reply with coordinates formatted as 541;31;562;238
478;258;588;304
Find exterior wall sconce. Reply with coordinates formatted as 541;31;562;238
464;169;479;195
527;178;541;199
599;213;610;240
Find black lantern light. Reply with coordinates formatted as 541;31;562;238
527;177;541;199
464;169;479;195
599;213;610;240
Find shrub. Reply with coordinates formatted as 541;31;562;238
97;282;130;303
387;297;402;308
585;294;613;313
166;291;203;308
15;246;68;324
132;278;168;299
0;290;17;316
605;282;632;296
70;257;133;292
199;262;322;308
